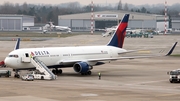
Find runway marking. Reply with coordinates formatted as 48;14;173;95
75;39;94;46
80;100;104;101
0;96;59;101
137;50;151;54
81;93;98;97
1;79;180;94
156;93;180;97
125;80;167;85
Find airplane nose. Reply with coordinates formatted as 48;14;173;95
4;57;19;68
4;57;11;67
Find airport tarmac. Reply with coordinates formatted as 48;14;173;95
0;34;180;101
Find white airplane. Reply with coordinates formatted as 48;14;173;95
102;26;117;37
4;14;177;77
54;26;71;32
102;30;115;37
105;26;117;32
43;22;71;33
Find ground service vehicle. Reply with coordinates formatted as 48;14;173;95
167;69;180;83
0;61;6;67
30;71;55;80
0;70;11;77
21;74;34;81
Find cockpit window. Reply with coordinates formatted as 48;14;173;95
8;55;19;58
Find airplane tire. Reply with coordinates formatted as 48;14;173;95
58;69;62;74
88;71;92;75
41;76;44;80
170;80;174;83
81;71;92;75
52;70;56;74
14;74;20;78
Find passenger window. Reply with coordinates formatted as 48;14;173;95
25;53;29;57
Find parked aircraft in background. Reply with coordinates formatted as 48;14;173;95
4;14;177;78
102;26;133;37
102;26;117;37
102;30;115;37
43;21;71;33
105;25;117;32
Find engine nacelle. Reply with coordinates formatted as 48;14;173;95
73;62;92;73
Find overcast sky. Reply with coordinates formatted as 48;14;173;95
0;0;179;5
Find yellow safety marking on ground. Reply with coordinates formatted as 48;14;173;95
80;39;94;44
74;39;96;46
22;38;31;41
137;50;151;54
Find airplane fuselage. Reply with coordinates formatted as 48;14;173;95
5;45;127;70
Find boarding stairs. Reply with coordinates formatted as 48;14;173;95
31;56;56;80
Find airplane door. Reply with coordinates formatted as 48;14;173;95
109;49;113;58
109;49;116;58
21;53;31;63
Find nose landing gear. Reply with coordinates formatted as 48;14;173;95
14;70;20;78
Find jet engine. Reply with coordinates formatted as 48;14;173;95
73;62;92;75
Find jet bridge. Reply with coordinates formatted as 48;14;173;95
31;56;56;80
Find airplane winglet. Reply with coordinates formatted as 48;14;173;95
14;38;20;50
166;42;177;56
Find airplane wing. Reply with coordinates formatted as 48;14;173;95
59;42;177;64
59;55;163;64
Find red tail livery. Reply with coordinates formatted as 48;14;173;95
107;14;129;48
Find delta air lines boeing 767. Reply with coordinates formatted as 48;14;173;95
4;14;177;77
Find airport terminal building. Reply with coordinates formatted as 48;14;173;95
0;14;34;31
58;11;167;32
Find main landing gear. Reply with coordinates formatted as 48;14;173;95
81;71;92;75
52;68;62;75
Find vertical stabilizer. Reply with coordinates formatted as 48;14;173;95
107;14;129;48
14;38;20;50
